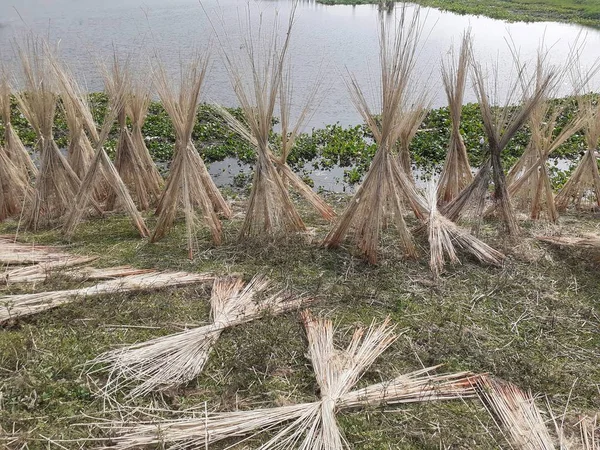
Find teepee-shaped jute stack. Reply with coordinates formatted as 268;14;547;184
0;72;36;178
437;31;473;204
87;275;312;400
14;39;82;230
99;310;478;449
59;65;149;238
0;144;31;221
323;10;428;264
103;56;162;211
555;93;600;212
502;58;584;222
151;55;231;257
396;94;429;179
215;67;335;223
442;52;554;235
126;79;163;209
58;71;97;181
216;6;309;239
0;72;32;221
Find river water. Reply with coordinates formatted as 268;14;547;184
0;0;599;190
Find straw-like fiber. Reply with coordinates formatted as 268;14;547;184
98;310;478;449
555;95;600;211
2;259;156;285
215;104;335;221
0;74;37;179
0;271;213;323
151;55;229;257
62;83;149;238
475;376;556;450
216;5;307;239
423;180;504;276
14;38;83;230
323;10;428;263
438;31;473;203
0;145;31;221
0;237;74;265
87;275;313;399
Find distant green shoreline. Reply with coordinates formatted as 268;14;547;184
316;0;600;28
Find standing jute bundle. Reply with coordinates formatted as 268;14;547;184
215;5;308;239
499;56;584;222
215;69;335;223
0;142;31;221
60;72;149;239
437;31;473;204
60;77;96;181
126;79;163;209
396;94;430;179
103;56;162;211
555;93;600;212
151;54;231;257
14;39;82;229
0;71;36;178
87;275;313;399
442;50;554;235
97;310;478;449
323;10;428;264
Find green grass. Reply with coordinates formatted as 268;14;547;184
317;0;600;28
1;197;599;448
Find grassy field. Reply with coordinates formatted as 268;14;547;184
1;195;599;448
317;0;600;28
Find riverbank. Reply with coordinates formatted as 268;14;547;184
317;0;600;28
1;194;599;448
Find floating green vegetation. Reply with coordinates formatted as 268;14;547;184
0;93;590;191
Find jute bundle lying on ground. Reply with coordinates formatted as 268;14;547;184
475;376;599;450
103;56;162;211
151;54;231;257
2;259;155;285
1;255;95;284
423;180;505;276
323;10;429;263
87;275;312;399
0;237;74;265
215;5;308;239
442;50;554;235
60;72;149;238
0;271;213;323
14;39;82;229
98;310;478;449
537;233;600;249
437;31;473;204
0;72;36;177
